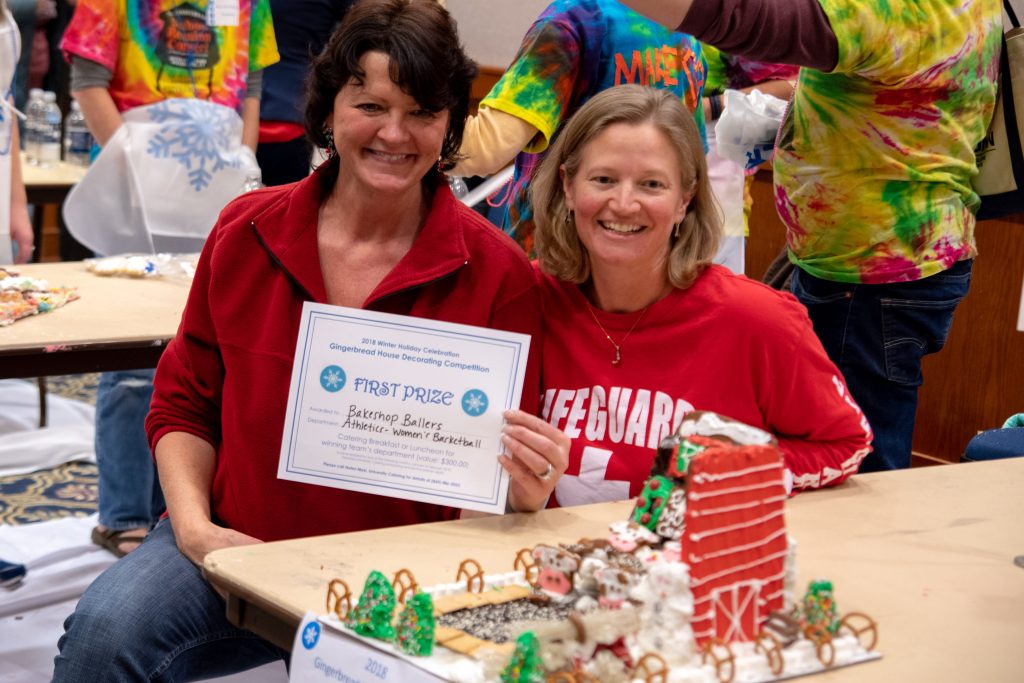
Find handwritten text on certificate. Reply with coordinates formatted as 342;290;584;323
277;303;531;514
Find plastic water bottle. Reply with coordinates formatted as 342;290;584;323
447;174;468;199
63;100;93;166
38;92;62;168
242;171;264;193
24;88;44;165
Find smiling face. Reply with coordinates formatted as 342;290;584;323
329;51;450;198
562;121;691;277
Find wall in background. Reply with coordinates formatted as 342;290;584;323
447;0;550;68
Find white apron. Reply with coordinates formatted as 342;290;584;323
63;98;259;255
0;9;20;265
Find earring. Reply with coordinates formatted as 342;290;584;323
672;221;681;238
565;209;575;226
322;127;336;157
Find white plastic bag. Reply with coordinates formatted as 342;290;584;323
705;121;747;275
63;98;259;255
715;88;788;170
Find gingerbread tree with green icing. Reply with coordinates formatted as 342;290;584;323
802;579;839;634
500;631;544;682
346;570;397;641
395;592;435;656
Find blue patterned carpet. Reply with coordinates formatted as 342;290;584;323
0;375;99;526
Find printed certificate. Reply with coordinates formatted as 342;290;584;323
277;303;531;514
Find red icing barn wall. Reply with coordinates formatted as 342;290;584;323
681;446;788;646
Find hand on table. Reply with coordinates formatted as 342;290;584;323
171;517;262;568
499;409;569;513
10;205;32;264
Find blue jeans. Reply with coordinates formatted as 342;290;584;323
95;369;166;530
52;519;286;681
791;260;972;471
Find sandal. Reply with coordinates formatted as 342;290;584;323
91;526;149;559
0;559;26;587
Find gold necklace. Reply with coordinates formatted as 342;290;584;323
585;304;651;366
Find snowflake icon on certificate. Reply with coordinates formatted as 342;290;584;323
461;389;489;417
319;365;347;392
301;621;321;650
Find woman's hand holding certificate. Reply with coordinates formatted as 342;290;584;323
499;409;570;512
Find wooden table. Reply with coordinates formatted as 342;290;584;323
21;160;87;206
205;459;1024;681
21;160;90;262
0;261;190;378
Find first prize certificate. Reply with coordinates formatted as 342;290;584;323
277;302;531;514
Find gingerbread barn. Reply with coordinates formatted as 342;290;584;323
680;444;788;646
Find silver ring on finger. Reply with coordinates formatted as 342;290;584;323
536;463;555;481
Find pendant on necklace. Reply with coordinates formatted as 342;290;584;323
612;348;621;366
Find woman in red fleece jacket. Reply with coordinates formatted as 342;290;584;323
526;85;872;509
53;2;566;680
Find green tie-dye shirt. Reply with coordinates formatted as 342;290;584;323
776;0;1000;283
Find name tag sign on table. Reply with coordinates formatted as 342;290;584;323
278;303;531;514
290;613;443;683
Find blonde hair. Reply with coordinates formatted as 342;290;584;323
532;85;722;288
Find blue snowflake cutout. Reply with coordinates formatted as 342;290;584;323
145;99;242;191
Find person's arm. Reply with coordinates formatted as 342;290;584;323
241;96;259;152
452;106;538;178
69;55;123;145
9;121;32;263
617;0;692;28
758;303;873;491
240;67;263;152
146;222;257;564
155;431;260;566
467;11;584;171
621;0;838;71
73;86;122;146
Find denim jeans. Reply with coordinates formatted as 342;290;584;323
95;369;166;530
52;519;286;681
791;260;972;471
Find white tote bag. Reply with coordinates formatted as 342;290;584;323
973;0;1024;219
64;98;259;255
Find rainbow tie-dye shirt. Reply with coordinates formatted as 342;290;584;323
61;0;279;113
481;0;706;253
776;0;1000;284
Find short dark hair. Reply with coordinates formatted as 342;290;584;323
304;0;478;184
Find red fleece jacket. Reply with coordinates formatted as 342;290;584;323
147;170;542;541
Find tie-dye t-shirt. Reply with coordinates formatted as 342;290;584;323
61;0;279;113
481;0;706;253
702;44;799;94
775;0;1000;283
